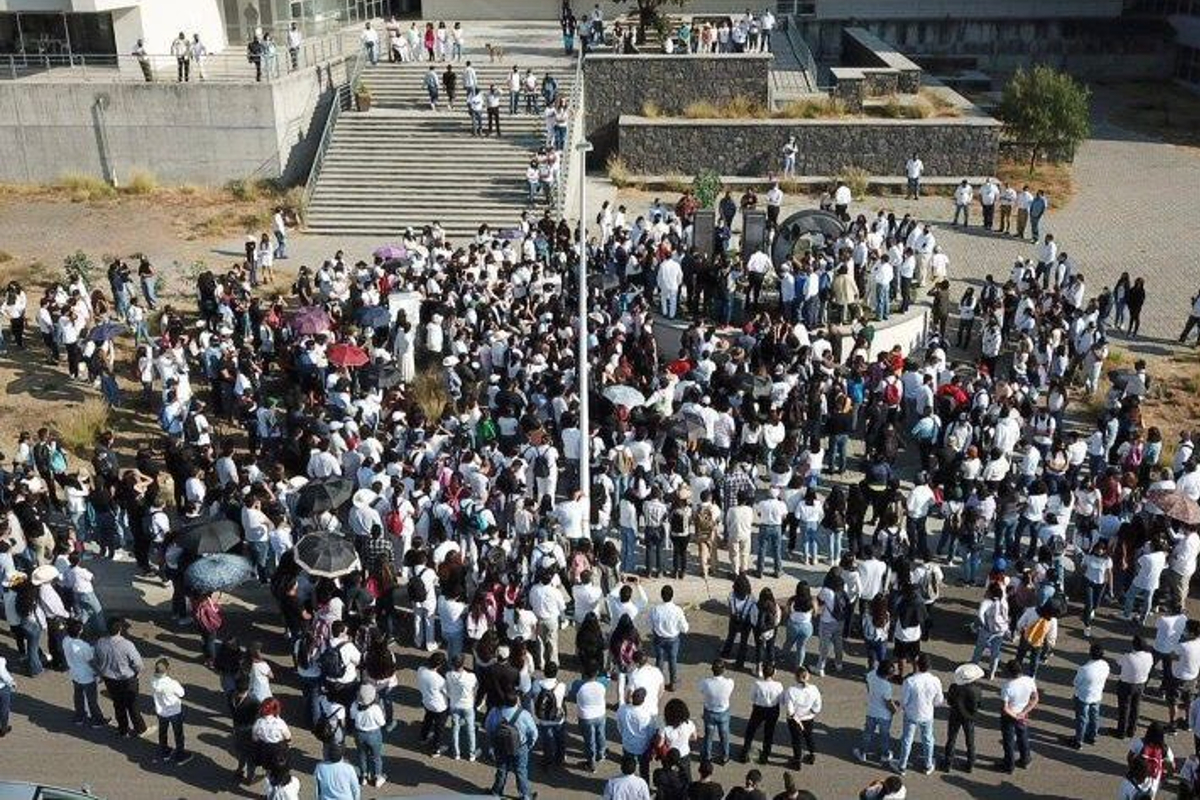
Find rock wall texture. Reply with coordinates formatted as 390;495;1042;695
583;53;772;161
618;116;1001;177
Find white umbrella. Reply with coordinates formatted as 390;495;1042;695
603;384;647;408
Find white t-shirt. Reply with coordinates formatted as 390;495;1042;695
1174;638;1200;681
660;720;696;757
418;665;448;712
900;672;944;722
1001;675;1037;716
700;675;735;713
1133;551;1168;591
576;679;608;722
866;670;895;720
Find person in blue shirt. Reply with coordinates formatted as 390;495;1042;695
313;744;360;800
484;694;539;800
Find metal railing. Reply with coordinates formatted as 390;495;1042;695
302;51;364;212
1;36;345;83
782;16;821;92
556;49;586;221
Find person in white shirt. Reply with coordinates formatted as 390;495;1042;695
1072;642;1110;748
529;573;568;667
446;654;479;761
699;660;735;764
63;619;107;726
532;662;568;766
833;181;852;219
353;682;388;785
604;753;651;800
648;585;690;691
1115;636;1154;738
1124;546;1168;625
952;180;973;226
361;21;379;65
783;666;822;769
417;652;449;757
979;179;999;229
904;154;924;199
323;621;362;707
575;668;609;771
889;654;944;775
738;662;784;763
998;659;1038;772
150;658;192;764
656;254;684;318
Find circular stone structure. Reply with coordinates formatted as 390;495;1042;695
771;209;846;265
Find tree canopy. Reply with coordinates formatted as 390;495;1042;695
997;66;1092;172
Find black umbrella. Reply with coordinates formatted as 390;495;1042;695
178;519;243;555
294;533;360;579
357;305;392;329
295;477;355;517
377;364;406;389
736;373;773;398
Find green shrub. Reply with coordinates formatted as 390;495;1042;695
62;250;98;284
692;169;722;208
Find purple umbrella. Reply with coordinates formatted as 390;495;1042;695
373;244;407;261
287;305;331;335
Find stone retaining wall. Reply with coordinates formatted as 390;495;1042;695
618;115;1001;177
583;53;772;161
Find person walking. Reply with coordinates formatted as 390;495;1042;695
442;64;458;108
423;66;440;110
94;616;147;737
286;22;302;70
941;663;983;773
361;22;379;65
485;692;539;800
151;658;192;764
486;85;502;136
888;653;943;776
998;658;1038;773
1179;290;1200;346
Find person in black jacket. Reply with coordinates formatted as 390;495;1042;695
941;662;984;773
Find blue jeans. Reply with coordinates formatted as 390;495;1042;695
580;717;606;764
273;229;287;259
956;542;981;584
620;526;638;573
972;629;1005;673
644;529;663;574
247;540;271;582
1123;585;1152;623
994;516;1019;557
702;709;731;762
73;680;106;724
141;277;158;309
827;527;845;564
539;722;565;764
75;590;107;637
782;616;813;669
491;748;532;799
830;433;848;472
897;718;934;772
861;714;893;759
0;685;10;730
451;707;476;759
654;635;680;686
445;627;465;662
875;283;890;320
756;524;782;575
1074;698;1100;744
356;726;384;780
553;125;566;151
19;619;43;676
299;674;322;729
802;523;820;563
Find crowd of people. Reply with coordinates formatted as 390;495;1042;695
2;164;1200;800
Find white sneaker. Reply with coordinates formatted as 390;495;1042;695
1084;625;1092;638
372;775;387;788
852;747;868;763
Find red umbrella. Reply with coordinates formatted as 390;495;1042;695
328;342;369;368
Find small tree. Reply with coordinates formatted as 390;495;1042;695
624;0;688;44
997;66;1091;173
692;169;722;208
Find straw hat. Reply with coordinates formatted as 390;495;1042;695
352;488;378;509
31;564;60;586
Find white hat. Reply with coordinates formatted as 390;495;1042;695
953;663;985;686
31;564;60;586
352;488;378;509
442;355;460;367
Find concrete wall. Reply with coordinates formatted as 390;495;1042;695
583;52;772;162
810;0;1123;20
0;56;348;185
618;115;1001;177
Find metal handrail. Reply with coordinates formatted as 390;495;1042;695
1;37;345;83
782;16;820;93
555;48;585;221
303;51;363;213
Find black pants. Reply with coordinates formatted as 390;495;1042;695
420;708;447;748
982;204;995;229
9;317;24;348
944;716;975;768
486;106;501;134
786;718;815;764
42;331;58;361
956;317;974;349
670;536;689;577
741;704;779;761
104;676;146;735
747;273;765;310
721;618;751;668
1116;682;1144;737
177;57;190;81
66;341;81;377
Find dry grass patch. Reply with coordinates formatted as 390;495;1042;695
120;169;157;195
58;172;116;202
773;96;848;119
641;100;663;118
996;158;1077;206
58;397;111;457
606;155;644;189
1105;80;1200;149
412;369;450;420
835;166;870;198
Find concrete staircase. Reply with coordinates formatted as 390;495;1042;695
306;60;574;239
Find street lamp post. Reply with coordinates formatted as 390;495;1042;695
576;139;594;519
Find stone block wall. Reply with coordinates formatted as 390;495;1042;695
618;116;1001;177
583;53;772;161
861;69;900;97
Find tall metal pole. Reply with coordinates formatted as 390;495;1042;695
576;139;594;517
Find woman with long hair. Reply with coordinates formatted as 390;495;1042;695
781;581;815;671
720;572;755;670
608;613;641;702
658;697;698;783
576;611;606;676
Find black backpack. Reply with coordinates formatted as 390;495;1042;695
184;413;201;441
534;686;561;723
312;708;341;742
830;590;849;622
407;567;428;603
318;641;347;679
533;447;551;479
492;708;523;758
